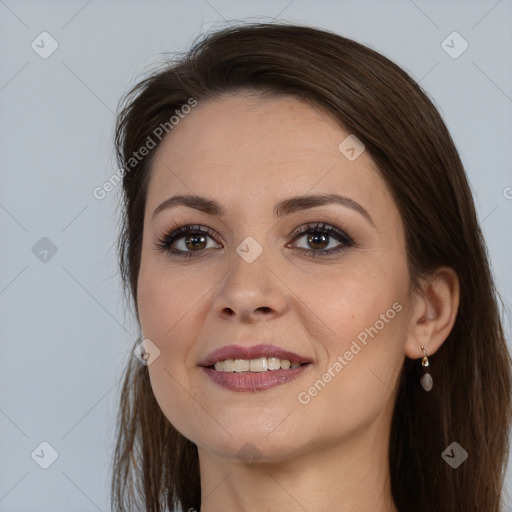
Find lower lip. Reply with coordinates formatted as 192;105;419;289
200;364;311;392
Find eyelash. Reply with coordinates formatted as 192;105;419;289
155;222;356;259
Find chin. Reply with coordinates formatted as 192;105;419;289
192;418;310;462
204;435;306;466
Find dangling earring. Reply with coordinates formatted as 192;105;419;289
420;345;433;392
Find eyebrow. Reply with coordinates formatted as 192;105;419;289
152;193;376;229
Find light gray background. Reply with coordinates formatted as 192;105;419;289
1;1;511;511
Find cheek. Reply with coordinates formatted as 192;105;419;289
291;259;406;351
294;260;408;423
137;258;202;344
136;261;202;403
137;264;209;439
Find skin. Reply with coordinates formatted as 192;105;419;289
136;93;460;512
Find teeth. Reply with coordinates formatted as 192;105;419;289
213;357;303;372
280;359;290;370
250;358;267;372
234;359;250;372
267;357;281;370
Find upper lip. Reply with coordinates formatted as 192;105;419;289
199;343;311;367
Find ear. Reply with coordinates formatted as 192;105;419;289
404;266;460;360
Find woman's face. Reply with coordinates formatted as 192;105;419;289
137;93;413;463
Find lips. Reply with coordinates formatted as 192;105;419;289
198;343;311;367
201;364;310;391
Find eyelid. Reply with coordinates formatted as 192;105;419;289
288;221;354;242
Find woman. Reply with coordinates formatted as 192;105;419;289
110;23;512;512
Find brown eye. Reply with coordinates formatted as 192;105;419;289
156;222;355;259
183;233;208;251
305;232;329;251
289;222;354;257
156;225;221;257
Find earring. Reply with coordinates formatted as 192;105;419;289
420;345;433;392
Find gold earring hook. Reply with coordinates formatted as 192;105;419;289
421;345;429;367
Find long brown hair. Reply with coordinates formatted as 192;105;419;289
110;23;512;512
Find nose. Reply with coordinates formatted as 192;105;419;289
212;249;289;323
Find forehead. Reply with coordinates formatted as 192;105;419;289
146;93;397;225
